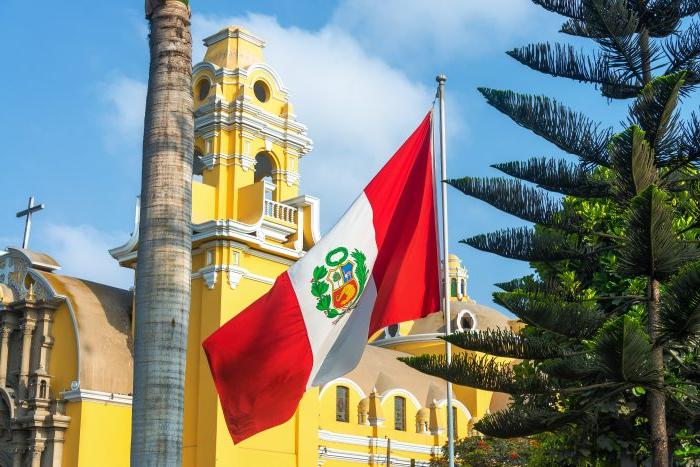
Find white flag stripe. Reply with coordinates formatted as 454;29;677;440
287;192;378;382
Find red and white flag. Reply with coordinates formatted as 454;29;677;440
203;113;440;443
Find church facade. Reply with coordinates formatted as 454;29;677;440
0;27;514;467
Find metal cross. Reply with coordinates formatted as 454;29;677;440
16;196;44;249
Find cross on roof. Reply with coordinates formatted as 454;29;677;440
16;196;44;249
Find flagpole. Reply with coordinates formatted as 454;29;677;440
436;74;455;467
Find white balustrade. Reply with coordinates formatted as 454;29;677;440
264;199;297;224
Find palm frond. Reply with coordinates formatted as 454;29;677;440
659;261;700;346
442;329;567;360
493;157;610;197
448;177;572;227
593;315;658;386
398;353;550;394
463;227;583;262
494;291;606;338
477;88;612;166
609;126;659;199
619;185;697;279
475;405;580;438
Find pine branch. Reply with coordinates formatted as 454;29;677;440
494;291;606;338
562;0;648;84
659;261;700;346
540;354;599;380
609;126;659;199
398;353;550;394
448;176;572;227
619;185;698;279
628;72;687;164
532;0;584;19
463;227;583;262
508;43;610;84
682;111;700;163
475;405;580;438
478;88;611;166
493;157;610;197
593;315;659;386
664;22;700;75
645;0;685;37
442;329;568;360
681;0;700;17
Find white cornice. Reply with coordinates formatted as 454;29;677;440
371;333;442;347
61;389;132;406
318;430;439;457
202;28;266;48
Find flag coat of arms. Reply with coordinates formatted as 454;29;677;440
203;113;440;443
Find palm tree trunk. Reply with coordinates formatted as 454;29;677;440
132;1;193;465
647;278;669;467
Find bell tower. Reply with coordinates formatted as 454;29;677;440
111;26;321;467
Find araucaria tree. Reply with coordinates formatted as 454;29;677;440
402;1;700;465
132;0;193;465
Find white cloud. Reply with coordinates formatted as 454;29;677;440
330;0;539;63
99;75;147;151
192;13;447;226
39;224;133;289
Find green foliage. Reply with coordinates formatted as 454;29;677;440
659;261;700;346
430;436;533;467
492;158;610;198
443;329;567;360
463;227;583;262
403;1;700;463
476;89;611;166
399;354;550;395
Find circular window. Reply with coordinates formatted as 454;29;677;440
387;324;399;337
196;78;211;101
460;314;474;331
254;80;270;102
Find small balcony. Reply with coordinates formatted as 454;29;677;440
264;199;297;225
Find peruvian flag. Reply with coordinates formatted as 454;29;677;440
203;113;440;443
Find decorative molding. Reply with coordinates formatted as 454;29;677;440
199;153;256;171
379;388;422;412
202;269;217;290
192;265;275;290
227;269;244;289
435;398;473;421
61;389;132;406
202;27;266;48
271;169;300;187
319;378;367;400
371;333;443;347
194;100;312;156
318;430;439;457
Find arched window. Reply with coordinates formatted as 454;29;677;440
387;324;399;338
336;386;349;422
450;278;457;297
39;380;47;399
460;279;466;296
254;152;274;183
394;396;406;431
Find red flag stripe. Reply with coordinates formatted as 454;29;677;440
363;113;439;335
203;272;312;443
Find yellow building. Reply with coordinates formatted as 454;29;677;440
0;27;514;467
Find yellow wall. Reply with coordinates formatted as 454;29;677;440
62;401;131;467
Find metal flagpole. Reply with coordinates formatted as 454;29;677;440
436;74;455;467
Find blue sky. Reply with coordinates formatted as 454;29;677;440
1;0;685;312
